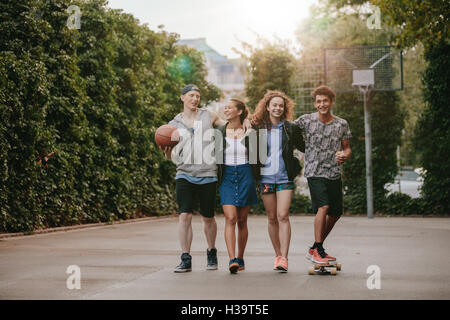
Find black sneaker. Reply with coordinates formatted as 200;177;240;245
206;248;218;270
229;258;239;274
174;253;192;273
237;257;245;271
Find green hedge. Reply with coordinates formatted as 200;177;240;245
381;193;429;215
414;41;450;214
0;0;220;232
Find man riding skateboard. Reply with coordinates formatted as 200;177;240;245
294;85;352;264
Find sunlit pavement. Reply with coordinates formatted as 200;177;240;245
1;215;449;299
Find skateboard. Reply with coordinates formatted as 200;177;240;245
308;261;342;276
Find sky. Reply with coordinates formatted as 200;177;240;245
106;0;318;59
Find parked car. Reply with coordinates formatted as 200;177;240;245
385;168;424;198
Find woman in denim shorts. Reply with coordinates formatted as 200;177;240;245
252;90;305;272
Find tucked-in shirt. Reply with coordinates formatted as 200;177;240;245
260;121;290;184
224;137;248;165
294;113;352;180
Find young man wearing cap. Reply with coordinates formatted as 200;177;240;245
162;84;250;273
293;85;352;265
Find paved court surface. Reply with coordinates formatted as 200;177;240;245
1;215;449;300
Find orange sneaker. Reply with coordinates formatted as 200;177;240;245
325;253;336;261
276;256;288;272
307;247;336;261
311;248;329;264
306;247;314;261
273;256;282;270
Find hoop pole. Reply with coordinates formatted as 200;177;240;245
363;90;374;219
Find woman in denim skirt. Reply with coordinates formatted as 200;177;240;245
217;99;260;274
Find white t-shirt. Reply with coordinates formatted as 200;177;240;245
224;137;248;165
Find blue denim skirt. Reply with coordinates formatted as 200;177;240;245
219;164;258;207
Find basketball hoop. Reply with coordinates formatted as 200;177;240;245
324;46;403;219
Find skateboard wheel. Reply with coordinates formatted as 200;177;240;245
336;263;342;271
308;266;315;275
330;268;337;275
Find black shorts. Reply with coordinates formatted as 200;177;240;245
307;177;343;217
175;179;217;218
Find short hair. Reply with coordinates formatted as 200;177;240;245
312;85;336;102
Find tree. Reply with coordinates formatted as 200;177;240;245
327;0;449;50
398;44;426;167
413;42;450;213
167;44;222;112
371;0;449;51
238;39;297;108
325;0;450;213
368;0;450;212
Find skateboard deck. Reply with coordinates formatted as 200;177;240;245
308;262;342;275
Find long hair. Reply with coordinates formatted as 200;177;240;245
230;98;249;124
252;90;295;129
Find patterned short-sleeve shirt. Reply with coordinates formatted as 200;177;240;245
294;113;352;180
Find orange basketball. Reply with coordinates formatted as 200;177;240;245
155;124;179;148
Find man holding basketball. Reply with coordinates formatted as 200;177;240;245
161;84;238;273
294;85;351;265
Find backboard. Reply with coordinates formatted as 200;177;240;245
352;69;375;87
324;45;403;93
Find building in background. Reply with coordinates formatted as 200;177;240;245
177;38;246;112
